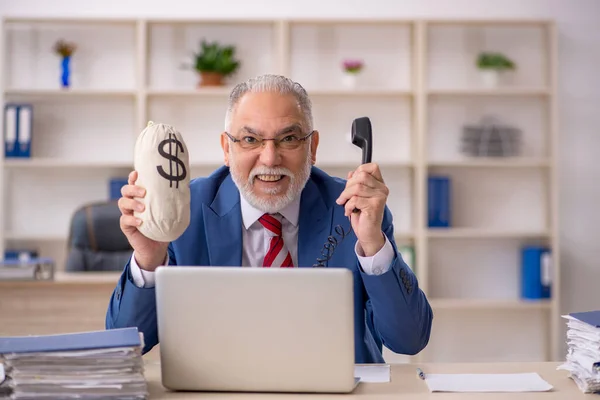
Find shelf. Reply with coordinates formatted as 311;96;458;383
1;159;230;170
2;158;134;169
4;231;412;246
425;19;553;27
316;160;413;169
430;298;552;310
4;88;136;97
288;18;414;25
305;88;413;96
5;232;66;241
52;271;123;284
3;17;138;25
427;88;550;96
0;271;123;287
427;158;550;168
147;88;413;97
4;232;414;242
147;88;232;97
1;159;415;171
0;17;560;363
427;228;550;239
1;159;415;172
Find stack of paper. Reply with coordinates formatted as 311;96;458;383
558;311;600;393
0;328;148;399
0;363;9;399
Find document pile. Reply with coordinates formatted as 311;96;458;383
0;327;147;399
558;310;600;393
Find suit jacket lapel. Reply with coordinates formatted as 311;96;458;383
298;176;333;268
203;174;243;266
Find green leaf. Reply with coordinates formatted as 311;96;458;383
476;52;516;71
192;39;241;76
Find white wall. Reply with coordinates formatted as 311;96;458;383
2;0;600;360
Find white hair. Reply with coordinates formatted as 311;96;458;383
224;74;314;134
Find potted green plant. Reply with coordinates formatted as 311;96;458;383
191;39;241;87
476;52;516;88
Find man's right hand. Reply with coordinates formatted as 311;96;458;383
118;170;169;271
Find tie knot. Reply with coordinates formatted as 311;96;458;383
259;213;282;236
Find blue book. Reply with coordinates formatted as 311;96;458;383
3;103;18;158
109;177;128;200
0;328;141;354
16;103;32;158
521;246;551;300
570;310;600;328
3;103;32;158
428;176;451;227
437;177;451;227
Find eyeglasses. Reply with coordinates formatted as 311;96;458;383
224;130;315;151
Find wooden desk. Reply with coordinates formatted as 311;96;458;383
143;361;590;399
0;272;121;336
0;272;165;358
0;274;588;398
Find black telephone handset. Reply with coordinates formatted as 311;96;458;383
313;117;373;267
351;116;373;165
350;116;373;213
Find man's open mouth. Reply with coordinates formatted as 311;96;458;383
256;174;284;182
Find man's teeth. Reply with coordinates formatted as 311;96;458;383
257;175;282;182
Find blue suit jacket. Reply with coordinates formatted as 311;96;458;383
106;166;433;363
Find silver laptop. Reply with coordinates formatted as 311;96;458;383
154;266;358;393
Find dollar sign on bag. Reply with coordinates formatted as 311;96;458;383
157;133;187;188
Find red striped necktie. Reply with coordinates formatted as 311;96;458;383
258;213;294;268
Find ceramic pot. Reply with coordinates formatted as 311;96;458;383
199;72;224;87
480;70;499;88
341;72;358;88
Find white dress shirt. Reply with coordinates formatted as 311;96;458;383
130;195;395;288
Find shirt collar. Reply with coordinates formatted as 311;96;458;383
240;193;300;229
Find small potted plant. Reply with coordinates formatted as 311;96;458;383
341;59;364;88
190;39;241;87
53;39;76;88
476;52;516;88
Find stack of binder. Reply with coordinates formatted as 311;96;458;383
0;328;148;399
558;311;600;393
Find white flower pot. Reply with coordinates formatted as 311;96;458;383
480;70;499;88
341;73;358;88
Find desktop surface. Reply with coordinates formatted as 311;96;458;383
144;361;586;399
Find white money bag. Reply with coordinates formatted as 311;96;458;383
133;121;191;242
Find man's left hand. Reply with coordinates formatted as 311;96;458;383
336;163;389;257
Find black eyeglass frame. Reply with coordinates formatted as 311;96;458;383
224;130;316;149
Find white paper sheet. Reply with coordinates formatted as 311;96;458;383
354;364;390;383
424;372;553;392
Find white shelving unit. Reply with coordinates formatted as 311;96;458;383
0;17;560;363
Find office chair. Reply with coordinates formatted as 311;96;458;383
65;200;133;272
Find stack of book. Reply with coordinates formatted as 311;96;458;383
558;310;600;393
0;327;148;399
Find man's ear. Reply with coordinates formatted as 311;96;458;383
310;130;319;165
220;132;230;166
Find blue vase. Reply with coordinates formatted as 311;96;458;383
61;56;71;88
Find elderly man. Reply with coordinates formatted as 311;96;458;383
106;74;433;363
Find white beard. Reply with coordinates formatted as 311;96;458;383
229;149;312;214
